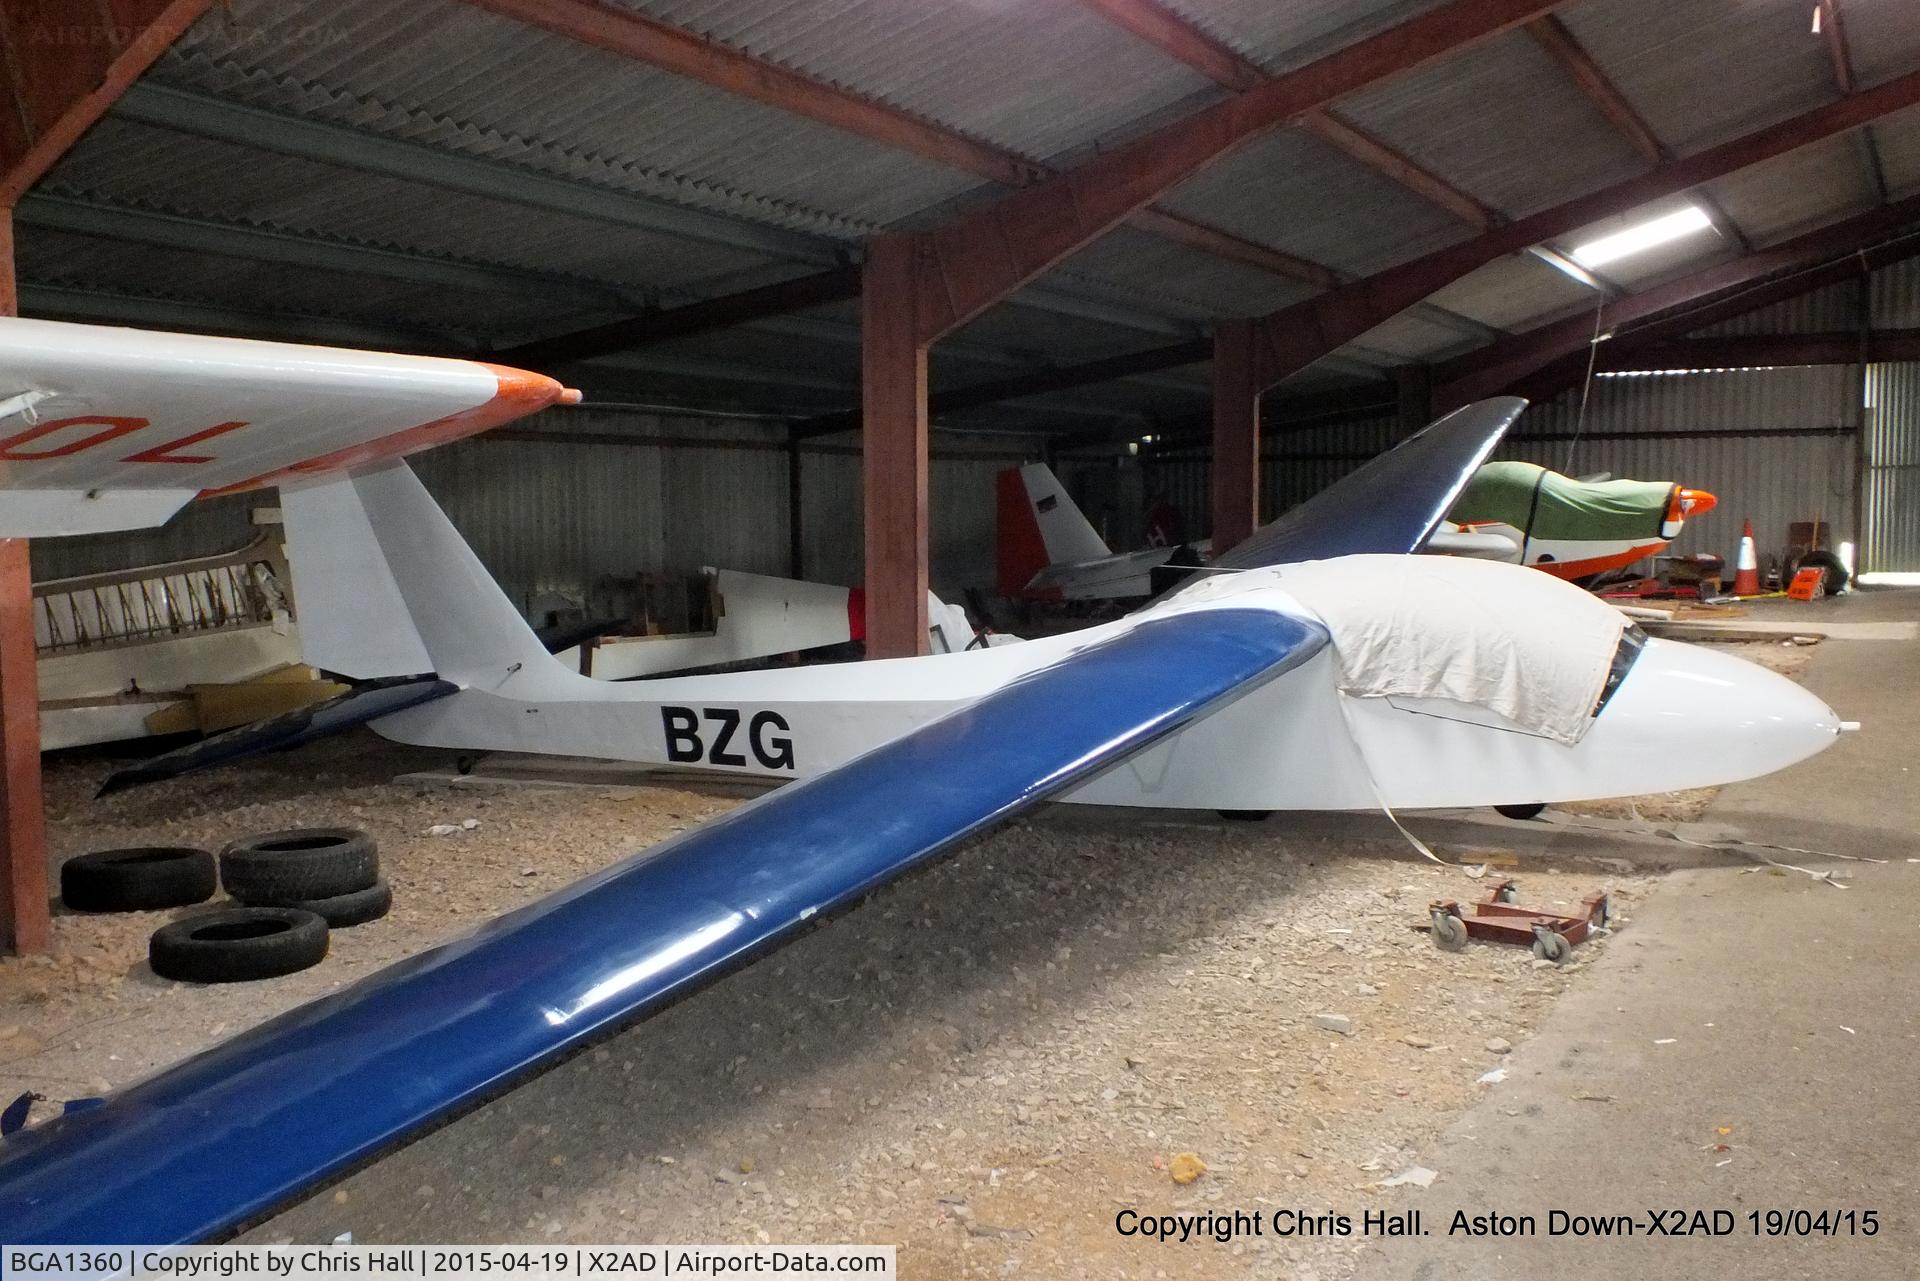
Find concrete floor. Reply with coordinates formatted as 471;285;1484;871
1352;588;1920;1280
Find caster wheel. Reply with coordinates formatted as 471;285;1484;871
1531;930;1572;965
1218;809;1272;822
455;754;479;777
1431;912;1469;953
1495;882;1519;905
1495;803;1546;821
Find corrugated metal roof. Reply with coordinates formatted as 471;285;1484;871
1335;28;1648;219
1045;226;1314;323
14;226;587;338
1556;0;1835;154
1870;103;1920;196
1345;308;1481;362
1152;0;1448;77
1157;127;1472;277
1705;133;1879;243
1424;251;1598;330
160;0;975;233
1842;0;1920;91
612;0;1218;165
41;118;781;298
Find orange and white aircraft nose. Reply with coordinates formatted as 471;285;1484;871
1679;488;1717;518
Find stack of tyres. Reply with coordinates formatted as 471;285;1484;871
221;827;391;927
142;827;389;984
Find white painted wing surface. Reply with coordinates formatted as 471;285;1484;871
0;318;577;535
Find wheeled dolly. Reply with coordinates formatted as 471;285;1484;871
1428;878;1612;964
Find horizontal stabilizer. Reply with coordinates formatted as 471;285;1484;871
0;488;197;538
96;676;457;796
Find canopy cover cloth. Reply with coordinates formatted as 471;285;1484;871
1449;460;1676;541
1275;554;1627;745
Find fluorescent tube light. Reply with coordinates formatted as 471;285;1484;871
1571;206;1712;268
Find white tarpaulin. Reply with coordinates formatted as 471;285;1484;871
1273;555;1626;745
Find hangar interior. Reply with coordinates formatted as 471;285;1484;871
1;0;1919;1273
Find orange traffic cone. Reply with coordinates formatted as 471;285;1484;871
1732;519;1761;596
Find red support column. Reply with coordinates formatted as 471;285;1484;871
1210;319;1261;555
0;206;49;956
861;237;930;658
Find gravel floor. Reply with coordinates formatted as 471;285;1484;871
0;736;1646;1279
0;637;1813;1274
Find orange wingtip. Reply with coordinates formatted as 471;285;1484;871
205;363;576;496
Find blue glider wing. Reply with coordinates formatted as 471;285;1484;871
0;608;1327;1244
1207;395;1525;572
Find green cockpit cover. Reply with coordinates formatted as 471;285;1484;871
1447;460;1675;542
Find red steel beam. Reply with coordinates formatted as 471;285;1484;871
464;0;1339;290
1525;15;1666;163
860;237;930;659
1077;0;1263;91
906;0;1557;343
1597;329;1920;370
1077;0;1501;229
1241;66;1920;391
0;207;47;956
1433;194;1920;405
1819;0;1856;95
1211;320;1261;552
464;0;1045;187
0;1;210;956
1299;112;1499;230
493;266;862;367
0;0;213;204
848;69;1920;419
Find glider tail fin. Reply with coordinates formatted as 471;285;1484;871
996;462;1110;595
281;461;571;691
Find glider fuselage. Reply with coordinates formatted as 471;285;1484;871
371;562;1840;813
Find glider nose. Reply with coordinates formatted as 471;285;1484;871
1621;638;1842;783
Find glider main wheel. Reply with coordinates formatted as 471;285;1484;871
149;908;329;984
274;879;393;929
1531;930;1572;965
1495;803;1547;821
59;847;215;913
220;827;378;903
1218;810;1273;822
1430;912;1469;952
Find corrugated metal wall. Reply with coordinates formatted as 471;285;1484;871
1865;362;1920;572
1509;366;1859;564
31;407;1040;614
1127;365;1862;568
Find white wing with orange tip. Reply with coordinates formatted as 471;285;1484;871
0;317;578;536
